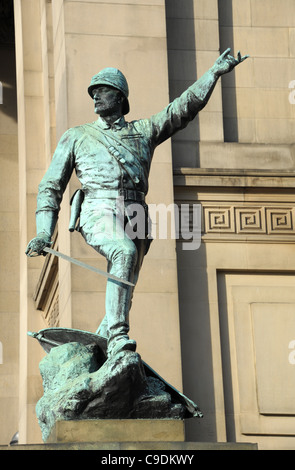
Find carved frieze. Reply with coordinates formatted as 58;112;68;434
178;202;295;242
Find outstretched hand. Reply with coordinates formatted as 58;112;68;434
212;48;249;76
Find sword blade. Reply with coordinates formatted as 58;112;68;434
43;247;135;287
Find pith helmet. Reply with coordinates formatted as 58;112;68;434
88;67;130;115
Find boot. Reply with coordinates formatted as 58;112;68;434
107;334;137;357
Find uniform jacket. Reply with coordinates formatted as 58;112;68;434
36;81;206;235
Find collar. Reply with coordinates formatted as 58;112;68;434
96;116;126;131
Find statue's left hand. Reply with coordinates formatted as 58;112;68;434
212;48;249;76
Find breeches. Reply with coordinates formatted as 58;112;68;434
80;206;149;339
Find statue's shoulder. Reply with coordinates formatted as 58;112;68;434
68;124;88;136
73;121;103;135
59;125;90;145
57;125;85;140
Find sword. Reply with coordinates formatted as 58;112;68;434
43;246;134;287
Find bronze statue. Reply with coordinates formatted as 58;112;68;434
26;48;248;358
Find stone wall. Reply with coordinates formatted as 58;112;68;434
219;0;295;144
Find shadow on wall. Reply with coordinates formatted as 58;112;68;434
165;0;200;167
218;0;238;142
175;242;217;442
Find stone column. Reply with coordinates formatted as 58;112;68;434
14;0;53;444
0;7;19;445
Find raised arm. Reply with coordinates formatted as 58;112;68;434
193;48;249;106
150;48;248;146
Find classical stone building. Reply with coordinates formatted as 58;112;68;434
0;0;295;450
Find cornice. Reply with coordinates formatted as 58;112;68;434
173;168;295;189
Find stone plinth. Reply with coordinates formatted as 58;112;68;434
47;419;185;444
1;420;258;451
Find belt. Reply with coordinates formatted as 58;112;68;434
86;188;145;202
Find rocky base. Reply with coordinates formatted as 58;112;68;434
36;342;187;442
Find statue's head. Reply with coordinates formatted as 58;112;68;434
88;68;130;115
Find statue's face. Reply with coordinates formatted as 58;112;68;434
92;86;123;117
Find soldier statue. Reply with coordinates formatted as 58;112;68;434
26;48;248;358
